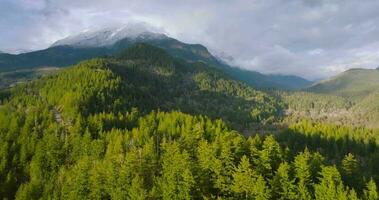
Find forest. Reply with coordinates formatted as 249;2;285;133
0;44;378;199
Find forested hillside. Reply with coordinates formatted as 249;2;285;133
308;68;379;100
279;68;379;128
0;44;378;199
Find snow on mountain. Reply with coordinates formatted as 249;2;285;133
51;24;167;48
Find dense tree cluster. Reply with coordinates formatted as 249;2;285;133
1;106;377;199
0;44;378;199
278;120;379;189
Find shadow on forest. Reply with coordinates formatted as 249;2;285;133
275;126;379;184
105;60;281;131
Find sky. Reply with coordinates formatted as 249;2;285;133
1;0;379;79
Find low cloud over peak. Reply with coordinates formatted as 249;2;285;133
1;0;379;79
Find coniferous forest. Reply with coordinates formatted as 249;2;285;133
0;43;378;199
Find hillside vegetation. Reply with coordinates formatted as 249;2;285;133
0;67;59;89
308;68;379;100
0;44;378;199
278;68;379;128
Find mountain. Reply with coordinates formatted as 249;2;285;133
307;68;379;100
0;30;219;72
218;65;312;90
0;26;310;90
19;43;282;129
1;43;378;199
0;46;110;71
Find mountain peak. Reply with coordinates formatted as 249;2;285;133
51;24;167;48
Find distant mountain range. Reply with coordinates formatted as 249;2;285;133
0;25;311;90
217;64;312;90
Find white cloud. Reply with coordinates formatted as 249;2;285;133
1;0;379;79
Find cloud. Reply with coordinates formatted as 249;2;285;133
1;0;379;79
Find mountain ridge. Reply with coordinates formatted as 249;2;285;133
307;68;379;100
0;27;311;90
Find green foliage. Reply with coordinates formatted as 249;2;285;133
118;43;174;68
363;179;378;200
308;68;379;100
0;44;378;199
353;91;379;128
232;156;270;200
278;119;379;189
159;141;194;200
271;162;297;200
280;90;379;128
281;68;379;128
314;166;348;200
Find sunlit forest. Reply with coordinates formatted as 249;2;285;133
0;44;378;199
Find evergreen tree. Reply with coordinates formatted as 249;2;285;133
341;153;360;188
128;176;147;200
314;166;348;200
363;179;378;200
159;141;194;200
271;162;297;200
232;155;270;200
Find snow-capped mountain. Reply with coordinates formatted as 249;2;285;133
51;24;167;48
0;25;311;90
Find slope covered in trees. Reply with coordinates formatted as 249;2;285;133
308;68;379;100
0;44;378;199
279;89;379;128
281;68;379;128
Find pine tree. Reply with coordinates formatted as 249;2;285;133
232;156;256;199
271;162;297;200
293;149;313;199
255;135;283;176
232;156;270;200
348;189;359;200
128;176;147;200
363;179;378;200
314;166;348;200
341;153;359;187
159;141;194;200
